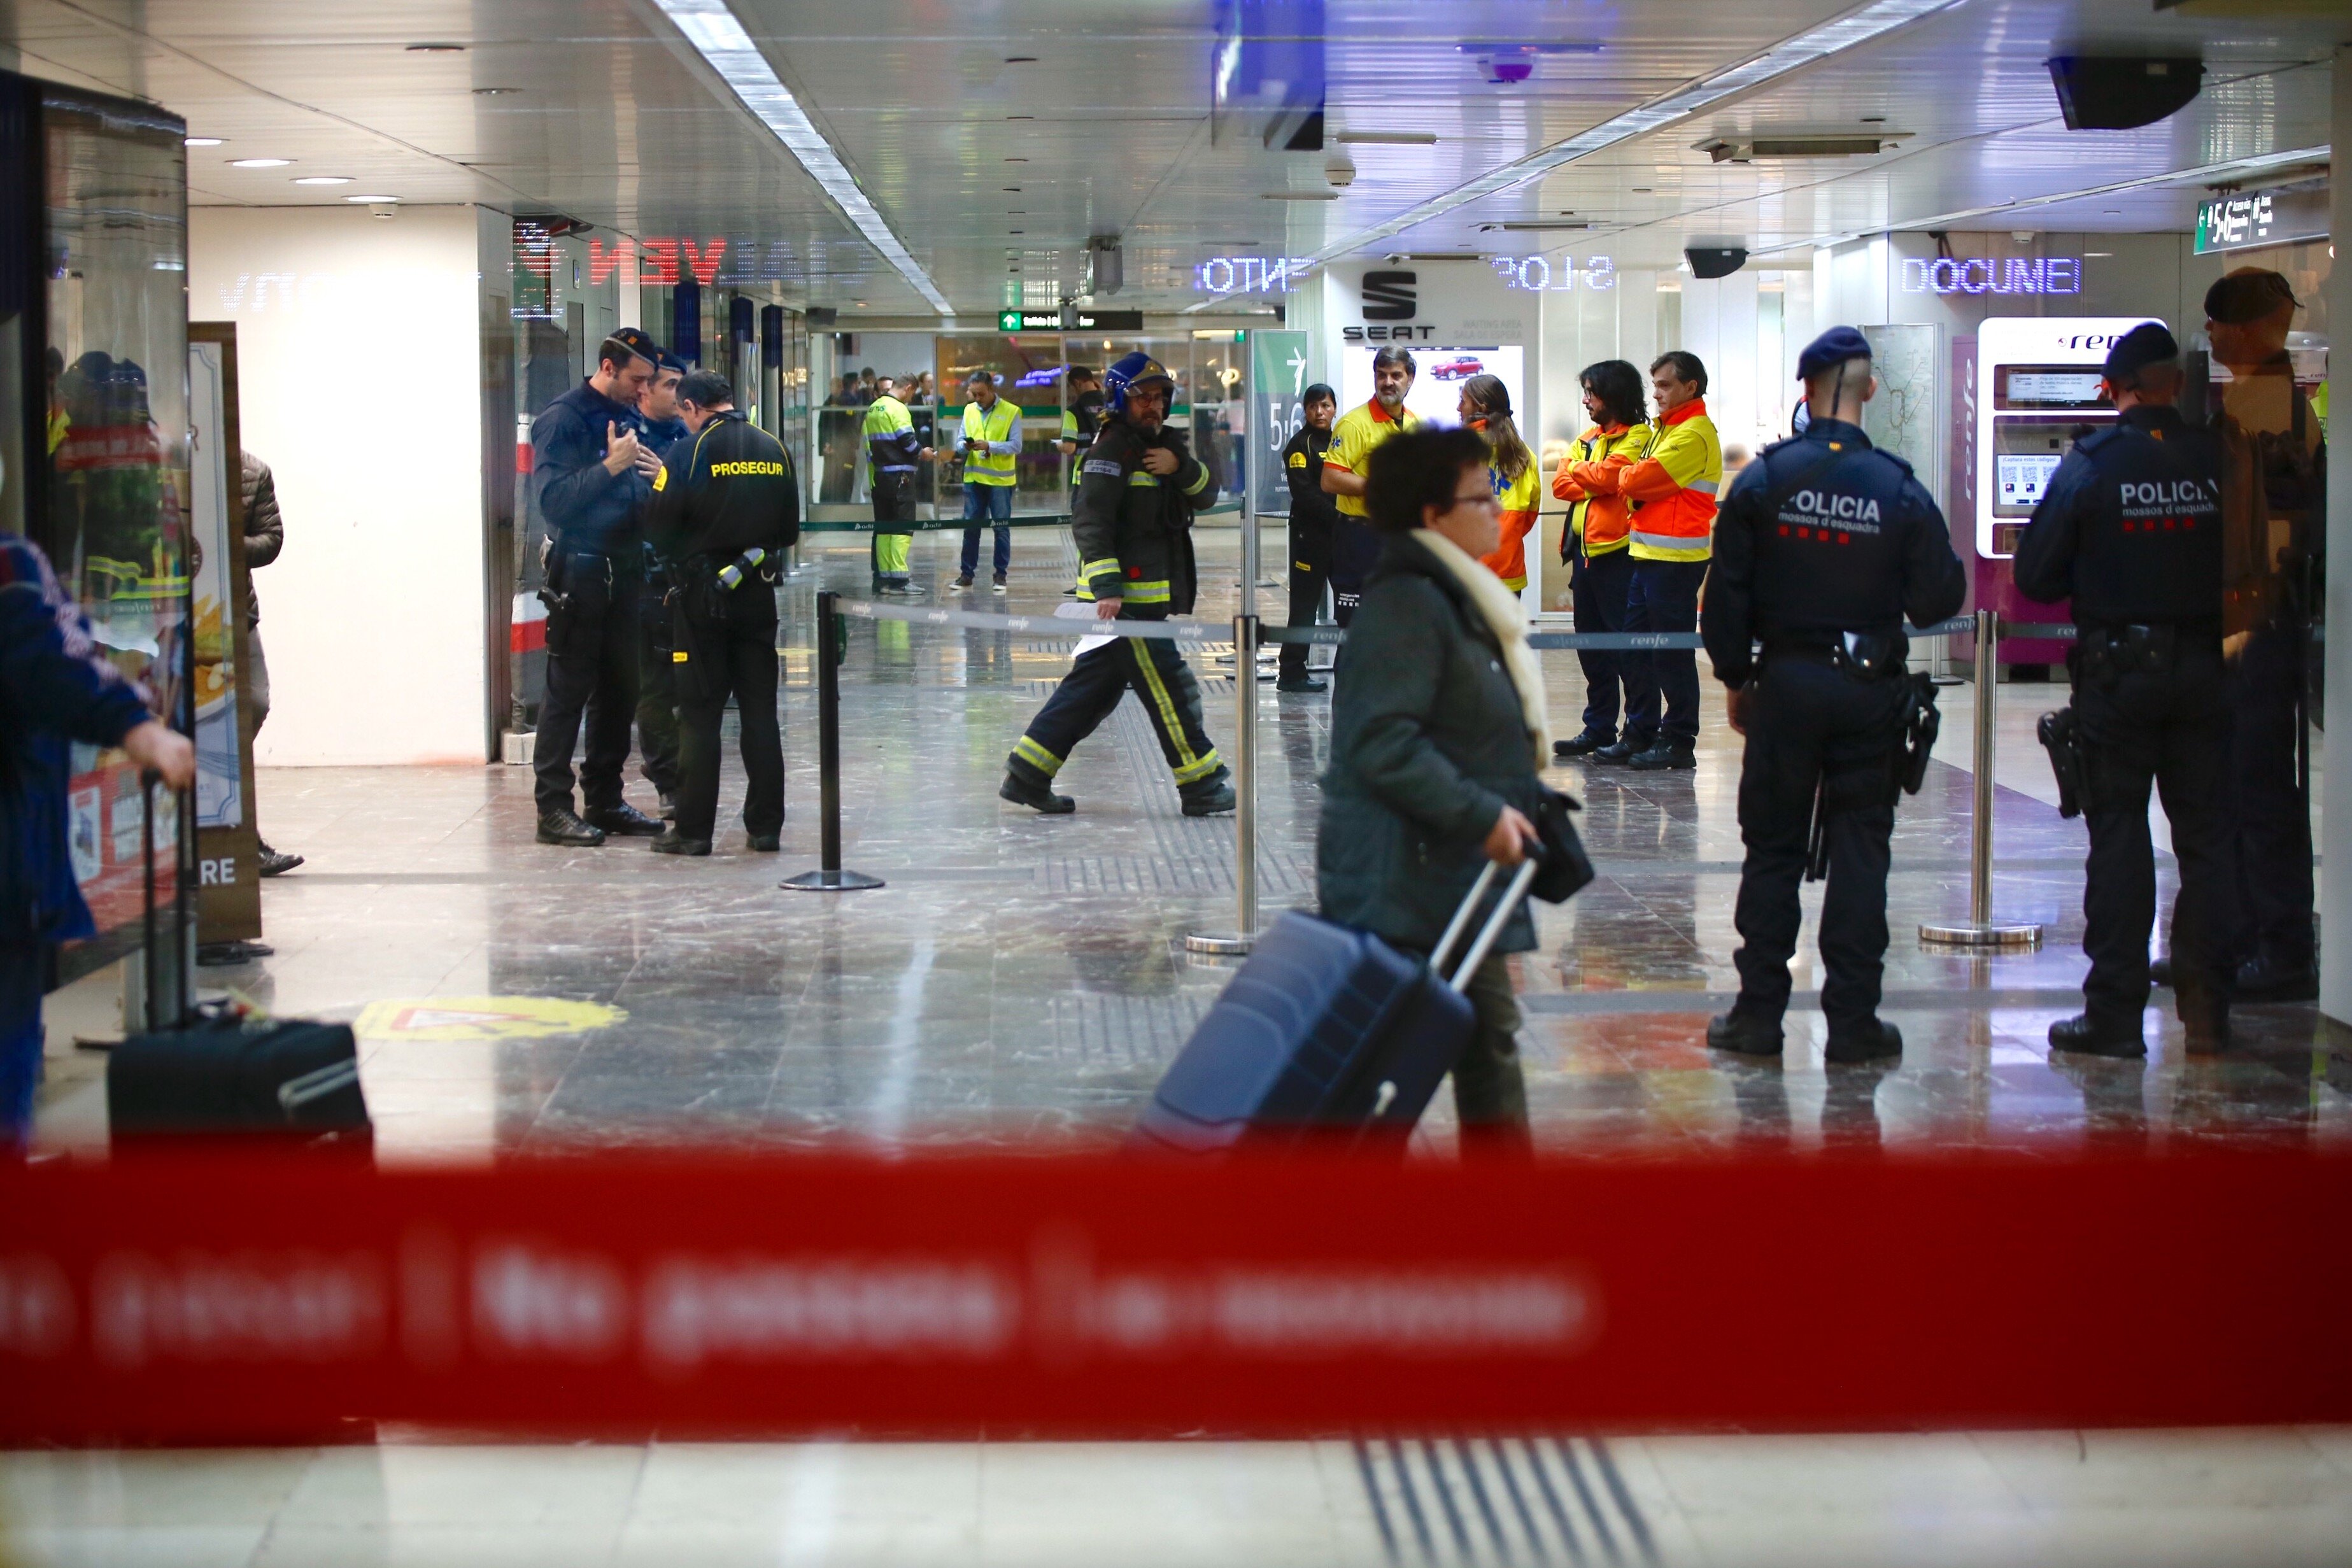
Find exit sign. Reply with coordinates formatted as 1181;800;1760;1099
998;307;1147;333
999;309;1061;332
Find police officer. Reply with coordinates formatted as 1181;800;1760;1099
532;327;668;847
635;349;689;819
1277;382;1342;693
1703;327;1966;1064
2016;322;2234;1056
863;375;930;596
643;370;800;856
1001;351;1235;816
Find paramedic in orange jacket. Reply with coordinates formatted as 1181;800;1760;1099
1600;351;1722;771
1550;360;1653;758
1461;375;1538;590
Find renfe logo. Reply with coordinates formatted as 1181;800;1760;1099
1361;271;1417;320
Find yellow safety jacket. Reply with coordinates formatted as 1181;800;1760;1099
960;397;1019;486
1323;399;1420;518
1552;421;1653;558
1620;398;1721;563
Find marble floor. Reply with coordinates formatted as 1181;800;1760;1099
36;526;2344;1160
16;528;2348;1567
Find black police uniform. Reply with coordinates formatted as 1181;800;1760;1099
1279;424;1342;686
2016;400;2234;1051
1703;415;1965;1057
532;379;653;833
644;411;800;849
635;414;690;807
1003;420;1230;809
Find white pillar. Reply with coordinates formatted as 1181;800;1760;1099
2320;46;2352;1022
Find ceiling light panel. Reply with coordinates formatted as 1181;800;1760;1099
653;0;950;313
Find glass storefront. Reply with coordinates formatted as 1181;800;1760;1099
4;73;190;973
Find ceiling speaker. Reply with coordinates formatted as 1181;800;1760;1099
1684;246;1747;280
2046;56;2204;131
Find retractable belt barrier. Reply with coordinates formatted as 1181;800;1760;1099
836;600;1997;651
1;1146;2345;1445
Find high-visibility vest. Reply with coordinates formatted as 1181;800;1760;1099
1552;421;1653;556
1619;399;1721;562
1479;460;1541;590
1323;400;1419;518
861;395;917;479
961;398;1019;486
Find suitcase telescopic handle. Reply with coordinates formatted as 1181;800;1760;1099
1426;851;1545;994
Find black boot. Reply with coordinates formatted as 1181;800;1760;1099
1825;1017;1903;1064
256;842;305;877
1627;739;1697;772
586;802;665;837
1707;1010;1783;1057
537;809;606;847
1276;675;1328;694
2235;954;2318;1003
999;772;1075;814
1180;773;1238;817
1553;730;1613;758
649;829;711;856
1592;737;1645;765
2048;1012;2146;1059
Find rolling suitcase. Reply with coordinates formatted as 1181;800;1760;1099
104;775;371;1146
1131;857;1542;1155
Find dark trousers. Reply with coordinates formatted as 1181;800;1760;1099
1279;518;1333;680
1441;952;1531;1157
2077;640;2234;1035
1009;605;1224;791
1731;654;1909;1034
1569;545;1633;740
674;585;784;844
871;471;915;586
535;549;642;817
960;482;1012;577
2221;622;2314;972
636;572;681;796
1;942;41;1148
1622;557;1706;747
1328;516;1382;626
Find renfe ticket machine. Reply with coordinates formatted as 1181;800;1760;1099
1973;316;2157;665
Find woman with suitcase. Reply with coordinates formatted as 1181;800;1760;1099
1317;427;1552;1157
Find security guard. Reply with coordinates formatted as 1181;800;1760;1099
862;375;928;596
1703;327;1966;1064
643;369;800;856
635;348;690;819
1277;381;1340;693
1001;351;1234;817
1321;346;1422;625
2016;321;2234;1056
532;326;667;846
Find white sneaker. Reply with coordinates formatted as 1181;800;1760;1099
992;576;1009;594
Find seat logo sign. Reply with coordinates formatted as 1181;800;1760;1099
1345;270;1436;342
1361;271;1417;320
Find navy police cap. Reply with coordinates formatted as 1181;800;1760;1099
1796;325;1873;381
2102;321;2178;382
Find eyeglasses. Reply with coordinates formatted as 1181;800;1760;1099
1450;490;1501;511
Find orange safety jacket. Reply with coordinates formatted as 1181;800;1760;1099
1550;420;1652;558
1619;397;1722;563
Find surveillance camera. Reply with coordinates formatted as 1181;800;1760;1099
1324;154;1356;188
2011;230;2034;244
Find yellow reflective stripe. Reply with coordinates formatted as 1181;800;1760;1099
1172;750;1224;785
1123;580;1172;603
1180;462;1212;496
1130;645;1201;773
1127;471;1159;488
1629;534;1711;560
1013;736;1064;777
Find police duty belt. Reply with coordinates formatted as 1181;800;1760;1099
839;601;1999;650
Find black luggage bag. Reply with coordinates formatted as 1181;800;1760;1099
104;776;371;1146
1131;856;1543;1155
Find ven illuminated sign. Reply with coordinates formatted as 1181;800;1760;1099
1491;256;1617;292
1193;256;1316;295
1901;257;2081;296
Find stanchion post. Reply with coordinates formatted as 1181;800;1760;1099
1920;607;2039;949
1186;345;1260;957
783;590;885;892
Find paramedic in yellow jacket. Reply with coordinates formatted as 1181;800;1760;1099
1459;374;1538;591
1597;351;1720;772
1549;359;1652;758
1320;346;1423;625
